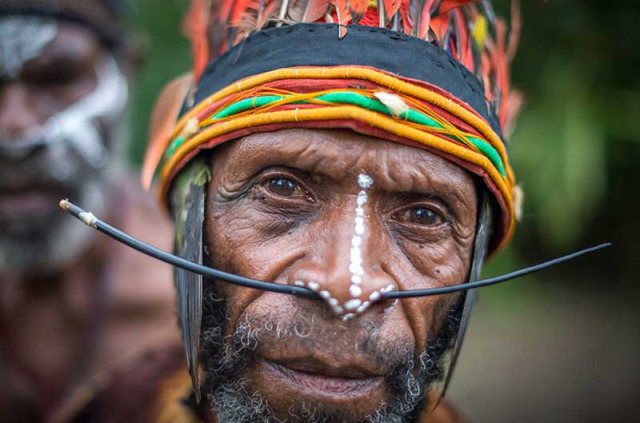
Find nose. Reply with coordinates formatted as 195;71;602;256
0;83;41;139
289;197;397;319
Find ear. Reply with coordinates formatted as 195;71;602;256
142;73;194;189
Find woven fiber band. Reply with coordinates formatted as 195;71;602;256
149;66;516;252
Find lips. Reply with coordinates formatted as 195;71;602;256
261;356;384;397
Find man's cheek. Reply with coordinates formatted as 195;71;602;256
399;293;461;354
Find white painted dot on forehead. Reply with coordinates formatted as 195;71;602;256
0;16;58;79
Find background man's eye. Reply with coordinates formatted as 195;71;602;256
267;178;298;197
28;68;86;87
398;207;441;226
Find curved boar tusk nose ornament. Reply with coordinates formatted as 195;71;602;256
59;199;611;300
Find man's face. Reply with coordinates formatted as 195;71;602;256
201;129;478;422
0;17;127;273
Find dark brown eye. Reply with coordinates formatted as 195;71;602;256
267;178;298;197
397;207;441;226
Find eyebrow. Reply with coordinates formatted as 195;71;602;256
226;134;476;206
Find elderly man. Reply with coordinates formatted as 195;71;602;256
0;1;177;422
75;1;523;422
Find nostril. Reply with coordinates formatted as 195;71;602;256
294;278;345;316
289;251;397;319
291;267;398;320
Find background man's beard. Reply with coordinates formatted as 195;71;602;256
199;283;464;423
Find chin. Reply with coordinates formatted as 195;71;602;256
198;284;462;423
202;347;431;423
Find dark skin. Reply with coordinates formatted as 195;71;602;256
0;22;176;421
0;24;102;384
204;128;477;421
0;23;100;218
0;24;99;137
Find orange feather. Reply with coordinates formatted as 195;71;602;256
142;74;193;190
383;0;402;21
438;0;482;15
185;0;210;82
349;0;369;24
418;0;434;38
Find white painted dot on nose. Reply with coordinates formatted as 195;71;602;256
368;291;381;302
319;290;331;299
342;313;356;322
349;263;364;276
349;285;363;297
381;284;395;293
351;275;362;284
350;248;362;264
333;305;345;315
351;236;362;248
356;301;371;314
294;280;305;287
329;298;339;306
307;282;320;292
344;298;362;311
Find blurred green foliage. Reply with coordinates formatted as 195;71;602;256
126;0;638;290
127;0;190;162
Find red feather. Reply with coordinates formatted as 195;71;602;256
185;0;210;82
438;0;482;15
349;0;369;24
418;0;434;38
383;0;402;21
507;0;521;61
331;0;350;37
142;74;193;189
408;0;432;37
430;12;449;40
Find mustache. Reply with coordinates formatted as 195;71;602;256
241;313;413;375
199;283;463;423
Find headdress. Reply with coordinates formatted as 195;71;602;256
143;0;522;254
137;0;523;403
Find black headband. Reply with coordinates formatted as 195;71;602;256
192;23;503;139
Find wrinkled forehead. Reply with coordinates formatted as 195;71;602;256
210;128;477;197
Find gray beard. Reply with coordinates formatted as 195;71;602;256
199;284;463;423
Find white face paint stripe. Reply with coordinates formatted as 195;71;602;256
45;55;128;168
294;173;382;318
0;16;58;79
346;173;374;310
0;54;129;165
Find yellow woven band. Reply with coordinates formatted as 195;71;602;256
156;67;516;251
